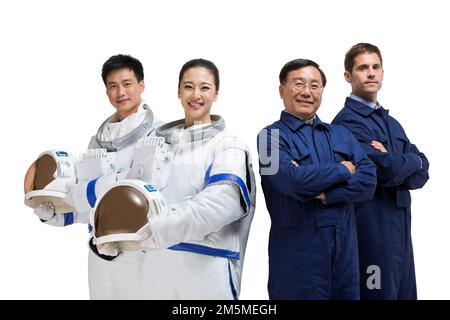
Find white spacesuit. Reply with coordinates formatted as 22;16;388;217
34;102;163;299
138;115;256;299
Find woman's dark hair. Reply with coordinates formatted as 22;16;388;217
178;58;220;91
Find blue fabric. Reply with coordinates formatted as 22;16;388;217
258;111;377;299
169;242;240;259
349;94;379;109
228;261;238;300
332;97;429;299
63;212;74;226
88;224;93;233
204;168;251;209
86;178;99;208
144;184;157;192
55;151;68;157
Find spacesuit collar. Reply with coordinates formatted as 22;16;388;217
95;103;154;152
156;115;225;144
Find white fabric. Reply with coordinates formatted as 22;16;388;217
34;203;55;221
76;149;116;183
89;103;157;171
99;104;148;142
88;250;145;300
34;202;84;227
64;101;162;299
97;242;119;256
141;123;256;299
126;136;172;190
142;249;234;299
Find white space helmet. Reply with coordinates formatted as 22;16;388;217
91;179;168;251
24;150;77;213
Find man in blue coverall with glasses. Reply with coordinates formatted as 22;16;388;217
258;58;377;299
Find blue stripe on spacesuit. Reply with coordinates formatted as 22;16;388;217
63;212;74;226
204;165;251;209
86;178;99;208
169;242;240;259
228;261;238;300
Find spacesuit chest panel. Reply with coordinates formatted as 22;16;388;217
163;139;212;205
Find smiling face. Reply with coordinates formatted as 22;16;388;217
178;67;218;127
279;66;324;120
345;52;383;103
105;68;144;121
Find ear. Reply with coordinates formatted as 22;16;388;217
214;90;219;102
279;84;285;99
344;71;352;84
139;80;145;93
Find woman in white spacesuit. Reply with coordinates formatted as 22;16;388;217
33;54;163;299
139;59;256;299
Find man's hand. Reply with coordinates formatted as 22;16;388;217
340;160;356;175
371;140;387;153
315;192;326;204
97;242;119;257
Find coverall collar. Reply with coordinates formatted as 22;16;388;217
345;96;389;117
349;94;379;109
280;110;330;132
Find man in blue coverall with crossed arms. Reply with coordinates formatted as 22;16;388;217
333;43;429;299
258;58;377;299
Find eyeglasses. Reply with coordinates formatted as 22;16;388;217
290;81;323;94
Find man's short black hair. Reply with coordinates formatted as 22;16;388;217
279;58;327;87
101;54;144;86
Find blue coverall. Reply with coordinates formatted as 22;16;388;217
258;111;377;299
333;97;429;299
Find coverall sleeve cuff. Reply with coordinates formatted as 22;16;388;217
406;152;422;172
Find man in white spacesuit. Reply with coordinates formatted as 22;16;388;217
33;54;163;299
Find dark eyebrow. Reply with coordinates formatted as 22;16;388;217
107;78;133;86
291;77;321;83
182;81;212;86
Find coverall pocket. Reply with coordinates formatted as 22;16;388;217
332;143;352;162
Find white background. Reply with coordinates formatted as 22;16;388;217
0;0;449;299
